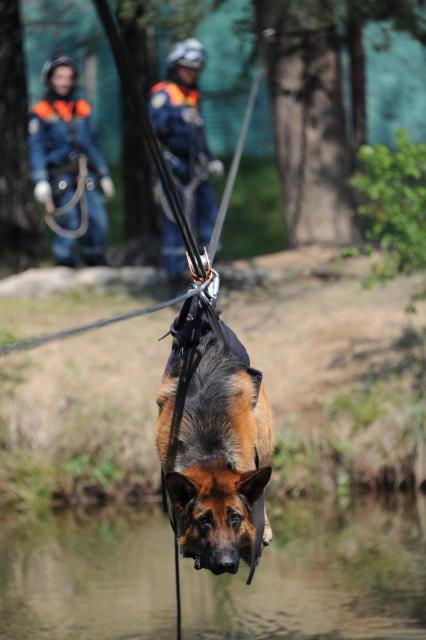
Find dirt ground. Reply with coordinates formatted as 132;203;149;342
225;248;425;426
1;246;425;497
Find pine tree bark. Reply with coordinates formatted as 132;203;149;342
0;0;40;259
117;6;160;263
253;0;357;247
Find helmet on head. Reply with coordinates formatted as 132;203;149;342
42;51;78;84
166;38;207;70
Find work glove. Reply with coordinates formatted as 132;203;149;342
208;159;224;178
153;181;163;206
34;180;52;204
99;176;115;200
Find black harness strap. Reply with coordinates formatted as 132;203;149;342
173;535;182;640
162;297;267;585
161;468;181;640
246;451;265;585
167;329;203;471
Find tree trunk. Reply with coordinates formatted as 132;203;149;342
117;7;160;264
0;0;40;260
347;12;367;166
253;1;357;247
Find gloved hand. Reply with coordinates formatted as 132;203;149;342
208;159;224;178
34;180;52;204
100;176;115;200
153;181;163;206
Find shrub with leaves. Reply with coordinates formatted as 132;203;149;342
352;129;426;280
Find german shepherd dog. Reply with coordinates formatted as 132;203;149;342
156;301;273;576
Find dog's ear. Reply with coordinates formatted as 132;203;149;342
166;472;198;507
246;367;263;407
237;466;272;504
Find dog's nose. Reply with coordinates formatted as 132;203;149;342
212;552;239;575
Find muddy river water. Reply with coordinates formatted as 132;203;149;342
0;496;425;640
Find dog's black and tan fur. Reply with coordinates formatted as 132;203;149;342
156;310;273;575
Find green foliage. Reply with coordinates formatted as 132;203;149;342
352;129;426;280
1;455;57;516
116;0;220;41
218;157;287;258
0;327;16;347
395;398;426;446
63;453;91;478
272;415;324;498
63;453;123;487
327;384;388;431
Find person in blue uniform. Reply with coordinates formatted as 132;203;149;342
149;39;223;292
28;52;115;267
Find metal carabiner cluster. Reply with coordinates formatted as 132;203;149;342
186;248;220;305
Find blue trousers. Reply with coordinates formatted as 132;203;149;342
52;173;108;266
161;179;218;278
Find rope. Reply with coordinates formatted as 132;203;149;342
208;65;264;264
174;536;182;640
91;0;206;281
0;283;210;358
44;155;89;240
160;168;209;225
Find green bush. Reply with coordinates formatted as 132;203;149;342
352;129;426;280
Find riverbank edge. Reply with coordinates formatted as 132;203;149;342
1;250;425;515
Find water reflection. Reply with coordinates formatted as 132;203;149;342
0;496;425;640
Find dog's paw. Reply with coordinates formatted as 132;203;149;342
263;516;273;546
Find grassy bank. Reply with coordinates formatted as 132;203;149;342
272;365;426;501
0;277;425;515
0;291;162;516
1;361;425;515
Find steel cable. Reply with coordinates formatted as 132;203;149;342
208;65;264;263
0;285;208;357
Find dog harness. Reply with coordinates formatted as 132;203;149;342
161;298;266;584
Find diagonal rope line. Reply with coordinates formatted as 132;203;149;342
208;65;264;264
0;286;207;357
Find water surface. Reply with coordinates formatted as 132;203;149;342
0;496;425;640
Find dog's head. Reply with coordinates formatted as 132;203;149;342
166;460;271;575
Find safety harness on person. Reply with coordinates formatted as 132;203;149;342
30;96;100;238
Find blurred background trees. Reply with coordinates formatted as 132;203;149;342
253;0;356;247
0;0;40;264
112;0;222;261
115;1;158;262
2;0;426;266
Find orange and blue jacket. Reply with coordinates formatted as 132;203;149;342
149;80;212;180
28;97;109;184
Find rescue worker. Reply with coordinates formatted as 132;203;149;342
28;52;115;267
149;38;224;292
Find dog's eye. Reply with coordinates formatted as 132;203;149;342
196;514;212;536
229;512;242;530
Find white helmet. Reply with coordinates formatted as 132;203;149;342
42;51;78;84
166;38;207;70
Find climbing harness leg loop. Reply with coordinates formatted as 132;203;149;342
44;154;90;240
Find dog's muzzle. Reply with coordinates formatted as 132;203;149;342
194;551;240;575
